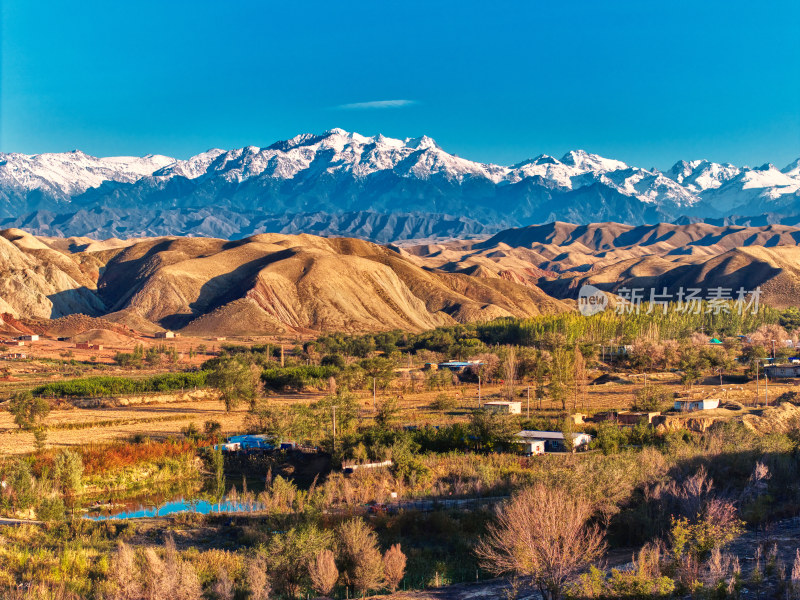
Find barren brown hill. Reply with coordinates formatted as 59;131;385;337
97;233;567;333
0;229;568;335
0;229;105;319
406;222;800;307
26;314;141;339
3;221;798;336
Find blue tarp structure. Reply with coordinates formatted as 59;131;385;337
225;434;274;450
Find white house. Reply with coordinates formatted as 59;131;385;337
515;430;593;452
673;398;720;412
516;438;545;456
764;364;800;379
484;401;522;415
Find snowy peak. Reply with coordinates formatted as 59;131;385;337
172;129;505;183
560;149;628;173
404;135;440;151
153;149;226;180
1;131;798;230
0;150;175;197
666;159;740;192
736;164;798;188
780;158;800;178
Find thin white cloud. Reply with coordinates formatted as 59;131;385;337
335;99;417;110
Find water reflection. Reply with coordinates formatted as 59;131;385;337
87;498;265;521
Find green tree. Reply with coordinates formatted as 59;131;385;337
36;496;66;522
679;347;709;388
632;385;673;412
375;396;401;429
266;525;333;598
210;444;225;499
53;449;83;499
204;420;222;441
9;391;50;449
593;421;627;455
7;459;36;510
208;358;260;411
550;347;574;410
470;409;517;451
561;416;576;453
316;391;360;437
360;357;396;390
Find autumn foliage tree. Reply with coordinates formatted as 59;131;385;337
503;346;517;401
110;537;203;600
309;549;339;597
476;483;605;600
383;544;407;592
246;555;271;600
338;519;384;597
109;541;141;600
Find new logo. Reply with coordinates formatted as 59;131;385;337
578;284;608;316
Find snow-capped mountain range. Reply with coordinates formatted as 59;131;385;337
1;128;798;240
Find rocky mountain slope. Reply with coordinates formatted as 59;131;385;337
2;129;799;241
403;222;800;308
2;208;498;243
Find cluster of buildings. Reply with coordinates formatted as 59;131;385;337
1;335;38;346
0;335;37;360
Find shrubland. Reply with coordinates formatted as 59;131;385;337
3;305;800;597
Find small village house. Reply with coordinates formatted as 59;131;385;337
155;331;175;339
617;411;661;425
764;364;800;378
75;342;103;350
516;438;545;456
484;400;522;415
515;430;593;453
673;398;720;412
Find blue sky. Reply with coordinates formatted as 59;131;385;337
1;0;798;170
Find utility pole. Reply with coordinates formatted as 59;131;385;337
332;405;336;452
373;377;377;409
765;374;769;406
280;345;285;367
755;361;759;407
527;386;530;418
478;375;482;407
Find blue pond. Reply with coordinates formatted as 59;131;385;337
87;499;264;521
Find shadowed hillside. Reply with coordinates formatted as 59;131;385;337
405;221;800;307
